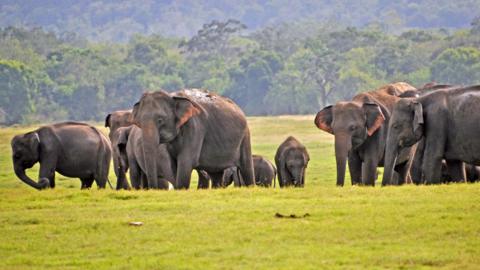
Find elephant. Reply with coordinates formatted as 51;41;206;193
382;85;480;185
275;136;309;187
399;83;457;98
113;125;175;190
222;155;276;187
440;161;480;183
315;82;416;186
105;110;133;190
252;155;276;187
132;89;254;189
11;122;111;190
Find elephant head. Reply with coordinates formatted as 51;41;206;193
11;132;50;190
284;149;309;187
132;91;204;188
382;99;424;185
315;102;385;186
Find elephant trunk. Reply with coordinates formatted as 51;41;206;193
382;133;398;186
141;124;160;189
334;133;352;187
14;164;49;190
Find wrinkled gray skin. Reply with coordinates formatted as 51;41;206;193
11;122;111;190
275;136;309;188
315;83;416;186
105;110;133;190
132;89;254;189
112;125;175;189
383;86;480;185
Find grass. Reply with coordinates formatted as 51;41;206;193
0;116;479;269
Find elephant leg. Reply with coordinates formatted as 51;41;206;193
445;160;466;183
197;170;210;189
175;156;194;189
210;172;225;189
140;172;148;189
422;143;443;184
238;134;254;186
81;177;94;189
129;159;142;190
348;151;362;185
361;159;378;186
394;162;409;185
38;156;57;188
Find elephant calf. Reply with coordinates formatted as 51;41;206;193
11;122;112;190
275;136;309;187
113;125;175;190
221;155;276;187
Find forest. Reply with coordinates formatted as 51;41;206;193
0;13;480;124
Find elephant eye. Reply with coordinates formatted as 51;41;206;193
349;125;358;131
157;118;164;125
13;153;21;159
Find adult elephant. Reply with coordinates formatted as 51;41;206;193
105;110;133;190
275;136;309;188
11;122;111;190
112;125;175;190
382;86;480;185
132;89;254;189
315;82;416;186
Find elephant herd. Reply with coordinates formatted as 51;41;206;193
10;83;480;190
315;82;480;186
11;89;308;190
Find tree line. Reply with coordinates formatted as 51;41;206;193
1;19;480;124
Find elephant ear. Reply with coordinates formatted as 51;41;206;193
173;96;204;129
104;114;111;128
363;103;385;136
27;132;40;152
132;102;140;126
314;105;334;134
117;127;131;148
412;101;424;134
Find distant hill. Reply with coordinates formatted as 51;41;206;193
1;0;479;41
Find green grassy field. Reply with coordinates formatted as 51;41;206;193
1;116;479;269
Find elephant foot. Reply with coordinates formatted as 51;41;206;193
39;178;50;189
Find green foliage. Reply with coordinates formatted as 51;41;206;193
431;47;480;85
1;20;480;124
0;60;36;124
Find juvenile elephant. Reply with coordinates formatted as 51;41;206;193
113;125;175;190
275;136;309;187
105;110;133;190
132;89;254;189
315;82;416;186
440;161;480;183
11;122;111;190
253;155;276;187
382;86;480;185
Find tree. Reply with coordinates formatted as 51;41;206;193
0;60;36;124
431;47;480;85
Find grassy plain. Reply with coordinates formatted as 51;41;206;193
0;115;479;269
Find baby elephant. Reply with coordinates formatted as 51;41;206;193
275;136;309;187
113;125;175;190
253;155;276;187
11;122;112;190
